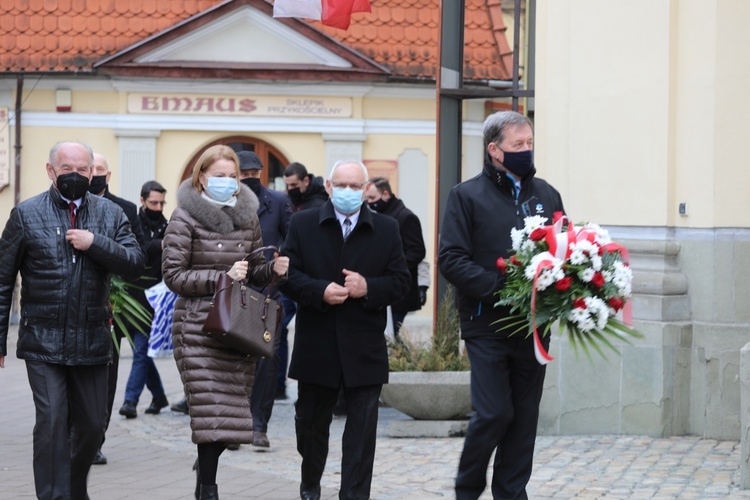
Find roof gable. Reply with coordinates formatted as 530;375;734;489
94;0;388;81
131;5;351;68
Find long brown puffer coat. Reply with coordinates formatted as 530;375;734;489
162;180;274;444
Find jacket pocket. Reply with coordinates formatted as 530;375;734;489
19;304;62;356
85;306;114;358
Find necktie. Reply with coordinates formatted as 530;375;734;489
68;202;76;228
343;217;352;241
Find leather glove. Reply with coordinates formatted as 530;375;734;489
418;286;428;306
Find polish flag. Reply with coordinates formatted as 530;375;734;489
273;0;371;30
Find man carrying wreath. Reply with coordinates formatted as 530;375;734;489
438;111;566;500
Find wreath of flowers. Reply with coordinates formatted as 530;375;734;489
494;213;642;363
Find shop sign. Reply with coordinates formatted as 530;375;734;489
128;94;352;118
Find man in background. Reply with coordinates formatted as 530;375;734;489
89;152;147;465
0;141;144;499
277;161;329;400
117;181;170;420
283;162;329;213
365;177;426;339
237;151;291;449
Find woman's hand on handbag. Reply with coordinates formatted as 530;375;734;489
227;260;249;281
272;252;289;277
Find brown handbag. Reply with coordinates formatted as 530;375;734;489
201;247;281;358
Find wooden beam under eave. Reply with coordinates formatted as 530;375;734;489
94;67;391;83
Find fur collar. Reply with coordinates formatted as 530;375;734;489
176;179;259;234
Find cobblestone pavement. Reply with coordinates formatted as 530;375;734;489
1;325;749;499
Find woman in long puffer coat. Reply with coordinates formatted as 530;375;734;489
162;145;288;500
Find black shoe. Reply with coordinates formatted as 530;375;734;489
171;398;189;414
226;443;240;451
199;484;219;500
252;431;270;448
300;484;320;500
144;395;169;414
92;449;107;465
118;401;137;419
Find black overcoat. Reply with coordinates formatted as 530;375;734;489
279;200;411;388
380;197;426;313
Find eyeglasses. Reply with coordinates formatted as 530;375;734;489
332;182;364;190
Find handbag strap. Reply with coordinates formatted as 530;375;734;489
243;245;279;295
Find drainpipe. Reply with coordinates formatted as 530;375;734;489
14;73;22;207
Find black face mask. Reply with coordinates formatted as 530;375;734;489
368;199;387;213
56;172;90;201
143;207;163;221
287;187;302;205
501;150;534;178
241;177;262;195
88;174;108;195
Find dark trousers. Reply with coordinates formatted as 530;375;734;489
295;382;381;500
101;335;121;448
276;295;297;393
25;360;109;500
250;307;284;433
124;330;165;404
391;309;407;338
455;336;548;500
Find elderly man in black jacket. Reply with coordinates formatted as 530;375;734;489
0;141;144;500
365;177;426;338
280;160;410;500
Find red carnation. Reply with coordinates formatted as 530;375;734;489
530;228;546;242
608;297;624;312
573;298;587;309
591;272;605;288
496;257;507;274
510;255;522;266
554;276;572;291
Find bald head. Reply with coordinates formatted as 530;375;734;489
90;153;112;196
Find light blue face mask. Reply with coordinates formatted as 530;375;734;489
331;187;364;215
204;176;238;202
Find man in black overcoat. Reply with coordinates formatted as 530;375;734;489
365;177;426;338
237;150;292;449
279;160;411;500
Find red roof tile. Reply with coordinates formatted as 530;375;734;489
0;0;513;81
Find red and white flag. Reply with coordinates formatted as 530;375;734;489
273;0;371;30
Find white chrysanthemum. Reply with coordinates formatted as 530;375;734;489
569;250;587;265
602;270;614;282
578;268;595;282
521;239;538;254
582;223;612;245
590;255;603;271
536;272;555;291
523;216;548;234
571;239;598;256
511;227;524;252
524;253;563;283
585;296;610;328
611;261;633;296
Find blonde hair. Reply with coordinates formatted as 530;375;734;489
191;145;240;194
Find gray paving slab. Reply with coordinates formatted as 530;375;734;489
2;324;750;499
